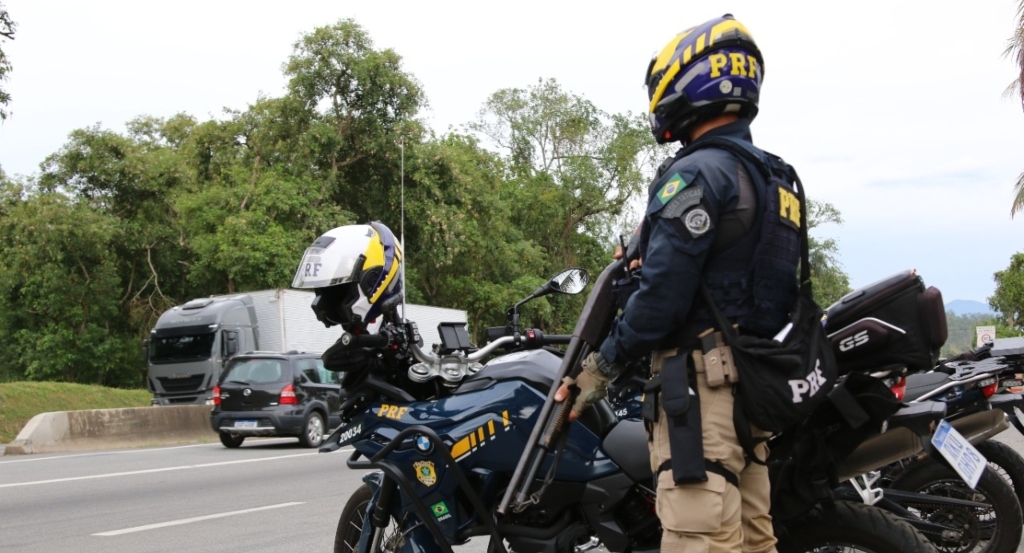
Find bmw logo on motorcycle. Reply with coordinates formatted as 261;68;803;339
415;434;433;454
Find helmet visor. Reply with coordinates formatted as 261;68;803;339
291;246;361;289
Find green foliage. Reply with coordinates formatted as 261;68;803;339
469;78;669;333
0;2;14;121
941;311;1017;357
807;199;851;307
0;182;141;385
990;252;1024;331
1005;2;1024;217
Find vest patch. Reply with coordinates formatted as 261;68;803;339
657;173;689;205
683;208;712;237
662;187;704;219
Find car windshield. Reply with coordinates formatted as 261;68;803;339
150;333;216;363
222;359;289;385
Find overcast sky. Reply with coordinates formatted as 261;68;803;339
1;0;1023;305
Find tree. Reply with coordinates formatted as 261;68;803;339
282;18;425;224
39;118;195;331
0;181;139;385
401;132;550;337
170;98;349;293
1005;2;1024;216
807;199;852;307
990;252;1024;331
0;1;15;121
469;79;669;331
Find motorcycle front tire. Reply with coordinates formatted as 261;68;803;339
335;484;401;553
889;460;1022;553
776;500;936;553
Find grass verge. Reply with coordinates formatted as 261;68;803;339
0;382;151;443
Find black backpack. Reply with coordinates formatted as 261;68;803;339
688;136;839;456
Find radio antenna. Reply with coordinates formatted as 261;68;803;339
399;135;407;324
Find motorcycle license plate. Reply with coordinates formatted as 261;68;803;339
1002;379;1023;389
931;420;985;489
234;420;258;429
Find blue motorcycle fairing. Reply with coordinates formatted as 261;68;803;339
343;351;626;553
349;384;617;484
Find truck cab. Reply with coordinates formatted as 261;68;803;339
146;295;259;405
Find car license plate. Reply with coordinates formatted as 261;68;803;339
931;420;985;489
234;420;258;429
1002;379;1023;388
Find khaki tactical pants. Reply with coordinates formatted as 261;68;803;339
650;350;777;553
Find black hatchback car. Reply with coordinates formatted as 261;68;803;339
210;351;341;448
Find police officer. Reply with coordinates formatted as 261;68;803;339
556;14;797;553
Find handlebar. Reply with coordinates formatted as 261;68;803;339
339;331;389;349
340;327;571;366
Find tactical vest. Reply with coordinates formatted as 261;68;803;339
667;136;801;344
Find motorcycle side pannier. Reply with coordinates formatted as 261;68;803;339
823;270;947;374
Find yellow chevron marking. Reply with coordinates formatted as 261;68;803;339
451;436;471;459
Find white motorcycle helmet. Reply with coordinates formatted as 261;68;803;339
292;221;403;328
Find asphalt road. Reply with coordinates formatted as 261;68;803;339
3;431;1024;553
0;438;371;553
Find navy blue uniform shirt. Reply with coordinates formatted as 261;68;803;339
599;119;757;364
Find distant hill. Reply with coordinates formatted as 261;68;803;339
946;299;994;316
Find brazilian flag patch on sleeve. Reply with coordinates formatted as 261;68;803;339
656;173;689;205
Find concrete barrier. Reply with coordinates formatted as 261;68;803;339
4;405;217;455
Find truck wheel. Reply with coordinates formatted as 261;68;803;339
219;432;245;448
300;411;326;448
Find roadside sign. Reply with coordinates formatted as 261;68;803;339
977;325;996;347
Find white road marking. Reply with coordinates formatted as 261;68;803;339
0;452;318;488
0;437;304;464
0;442;220;464
92;502;305;536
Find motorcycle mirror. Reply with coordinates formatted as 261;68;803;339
509;268;591;327
547;268;589;295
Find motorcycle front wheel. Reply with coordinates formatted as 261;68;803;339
335;483;403;553
776;500;937;553
889;460;1022;553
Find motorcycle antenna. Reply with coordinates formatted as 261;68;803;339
399;135;407;324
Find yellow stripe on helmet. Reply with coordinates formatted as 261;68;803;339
650;30;692;74
369;247;401;304
363;228;385;271
648;59;681;114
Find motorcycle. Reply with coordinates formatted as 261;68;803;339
818;269;1024;553
873;356;1024;553
323;262;937;553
